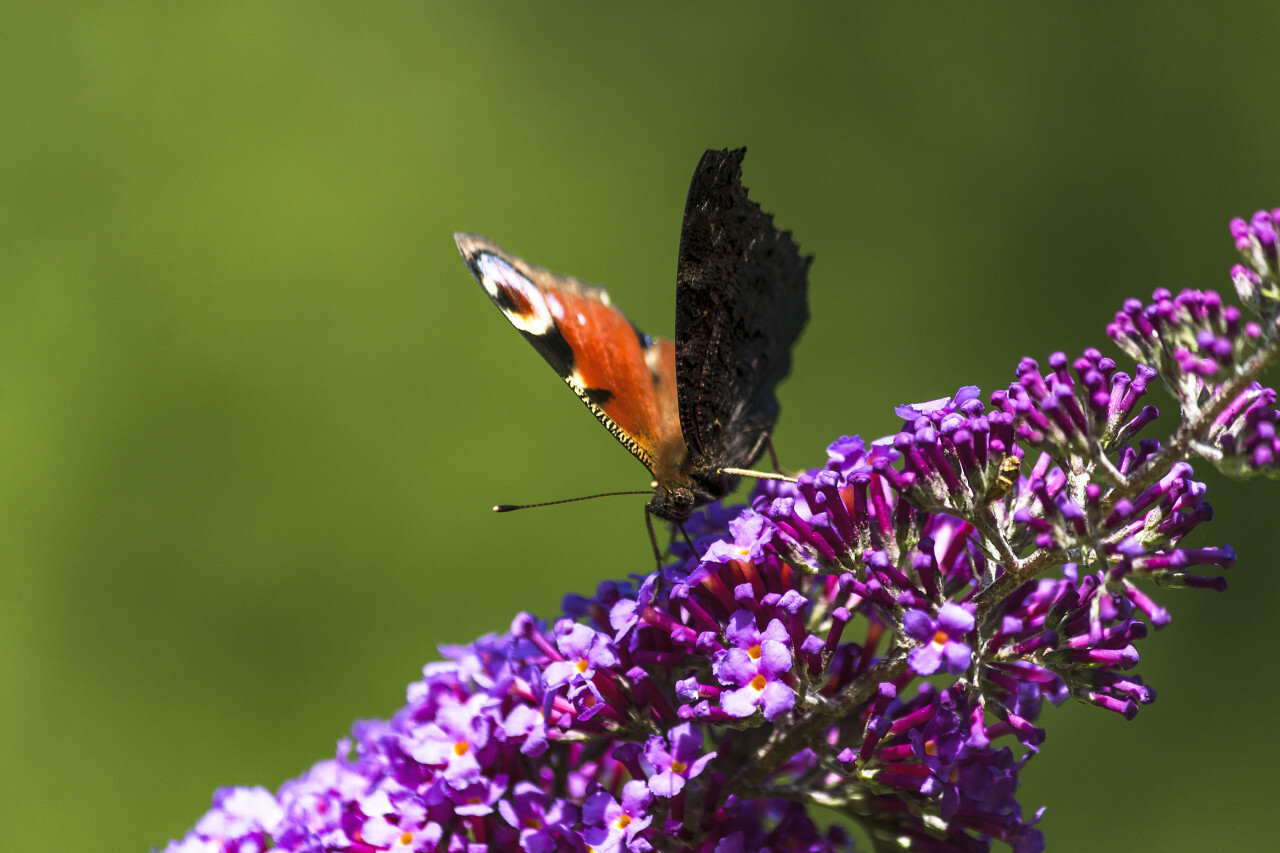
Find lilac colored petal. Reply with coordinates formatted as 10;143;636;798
668;721;701;758
720;683;764;718
909;641;945;676
758;639;794;677
647;767;687;798
642;738;673;770
582;790;613;827
760;680;797;720
712;647;755;687
542;659;581;688
195;787;283;838
619;779;652;814
938;602;976;634
687;751;716;779
902;609;935;642
897;395;953;419
502;704;547;757
724;610;760;647
942;640;974;674
522;829;558;853
759;618;790;645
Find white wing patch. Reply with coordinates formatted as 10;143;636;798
643;341;665;374
476;253;556;336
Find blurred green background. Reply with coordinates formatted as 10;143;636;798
3;4;1278;851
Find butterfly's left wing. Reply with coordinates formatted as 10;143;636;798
673;148;812;471
455;234;682;476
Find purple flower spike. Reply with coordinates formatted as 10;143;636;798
904;603;977;675
163;206;1280;853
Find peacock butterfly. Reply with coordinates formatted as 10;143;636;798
455;147;811;525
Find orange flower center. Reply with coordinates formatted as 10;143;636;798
751;674;768;691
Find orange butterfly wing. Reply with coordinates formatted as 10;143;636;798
455;233;685;477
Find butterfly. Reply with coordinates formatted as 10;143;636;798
455;147;811;526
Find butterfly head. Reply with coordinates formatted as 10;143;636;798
645;468;740;523
646;482;698;523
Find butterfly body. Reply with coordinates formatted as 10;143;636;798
456;148;810;523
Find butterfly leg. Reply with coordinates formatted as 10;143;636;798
644;507;664;570
764;436;793;477
677;523;702;560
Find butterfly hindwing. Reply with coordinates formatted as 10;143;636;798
455;233;681;475
674;147;812;472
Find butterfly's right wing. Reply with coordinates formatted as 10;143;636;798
455;234;681;476
673;148;812;471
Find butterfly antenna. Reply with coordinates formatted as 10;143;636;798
494;490;652;512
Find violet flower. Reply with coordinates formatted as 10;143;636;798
711;611;796;721
904;602;976;676
640;722;716;798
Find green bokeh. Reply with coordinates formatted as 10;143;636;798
2;5;1278;851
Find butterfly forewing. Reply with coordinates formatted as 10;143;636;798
673;148;812;472
455;233;681;475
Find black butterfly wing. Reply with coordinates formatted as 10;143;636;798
674;147;812;472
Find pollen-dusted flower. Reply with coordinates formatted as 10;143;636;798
356;785;441;852
498;782;580;853
711;611;796;720
639;722;717;797
405;692;494;788
582;780;653;853
903;602;976;676
701;508;775;565
544;620;620;689
187;786;282;852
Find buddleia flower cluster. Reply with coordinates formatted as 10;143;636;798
163;211;1280;853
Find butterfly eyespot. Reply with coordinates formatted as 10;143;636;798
497;282;535;317
475;254;557;336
